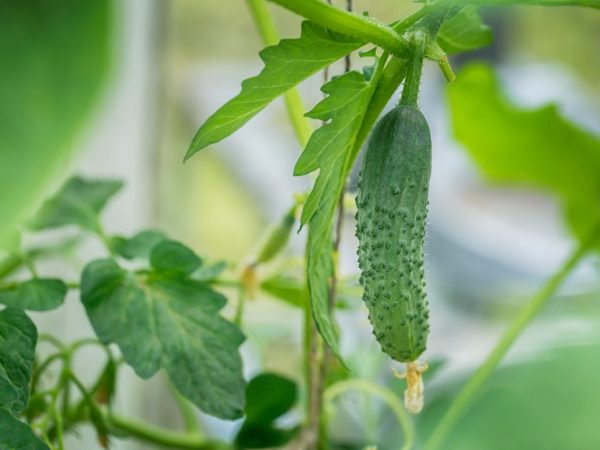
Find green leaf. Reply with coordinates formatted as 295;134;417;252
437;7;493;55
0;408;49;450
235;373;299;449
111;230;167;260
0;0;112;248
80;258;245;420
0;308;37;415
0;279;67;312
193;260;228;282
448;63;600;251
150;240;203;276
185;21;361;160
297;70;377;363
30;176;123;233
261;275;305;308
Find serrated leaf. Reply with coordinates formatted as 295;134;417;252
0;0;111;250
0;308;37;415
30;176;123;233
150;240;202;276
111;230;167;260
437;7;493;55
185;21;361;160
296;71;377;363
80;258;245;420
0;408;49;450
0;279;67;311
448;63;600;252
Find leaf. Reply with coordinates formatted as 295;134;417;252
111;230;167;260
0;0;112;249
193;260;228;282
0;408;49;450
80;256;245;420
235;373;299;449
0;308;37;415
150;240;203;276
261;275;305;308
185;21;361;160
30;176;123;233
297;71;377;363
0;279;67;312
437;7;493;55
448;63;600;251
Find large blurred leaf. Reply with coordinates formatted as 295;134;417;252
419;343;600;449
0;408;49;450
0;279;67;311
448;63;600;251
81;242;245;420
185;21;361;160
0;0;112;248
0;308;37;415
437;7;493;54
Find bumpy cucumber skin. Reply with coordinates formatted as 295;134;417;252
356;104;431;363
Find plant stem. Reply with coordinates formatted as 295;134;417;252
400;33;426;107
324;379;414;450
268;0;410;58
423;225;600;450
246;0;312;147
170;383;203;436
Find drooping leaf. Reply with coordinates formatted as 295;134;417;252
0;308;37;415
0;279;67;311
80;255;245;420
297;70;378;363
437;7;493;55
150;240;203;276
185;21;361;160
30;177;123;233
0;408;49;450
448;63;600;252
111;230;167;260
0;0;112;248
235;373;299;449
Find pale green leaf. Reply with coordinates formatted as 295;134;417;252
0;408;49;450
296;71;377;362
185;21;361;160
448;63;600;251
80;257;245;420
0;0;112;248
0;279;67;311
30;177;123;233
437;7;493;55
0;308;37;415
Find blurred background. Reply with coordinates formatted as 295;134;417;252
1;1;599;449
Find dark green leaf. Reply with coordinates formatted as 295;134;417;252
0;0;112;248
0;279;66;312
235;426;299;449
111;230;167;260
297;70;377;364
0;308;37;415
30;177;123;233
80;259;245;420
0;408;49;450
185;21;361;160
150;240;202;276
437;7;493;55
448;63;600;252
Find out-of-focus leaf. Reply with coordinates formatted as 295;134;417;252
297;70;377;365
80;255;245;420
194;261;228;282
0;279;67;311
0;0;112;248
150;240;203;276
235;373;299;449
0;408;49;450
448;63;600;252
185;21;361;160
0;308;37;415
437;7;493;54
111;230;167;260
30;177;123;233
261;275;305;308
255;206;296;265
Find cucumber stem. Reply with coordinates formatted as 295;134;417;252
400;33;427;107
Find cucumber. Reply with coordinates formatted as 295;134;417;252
355;102;431;363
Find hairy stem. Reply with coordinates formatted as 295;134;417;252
423;224;600;450
325;379;414;450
